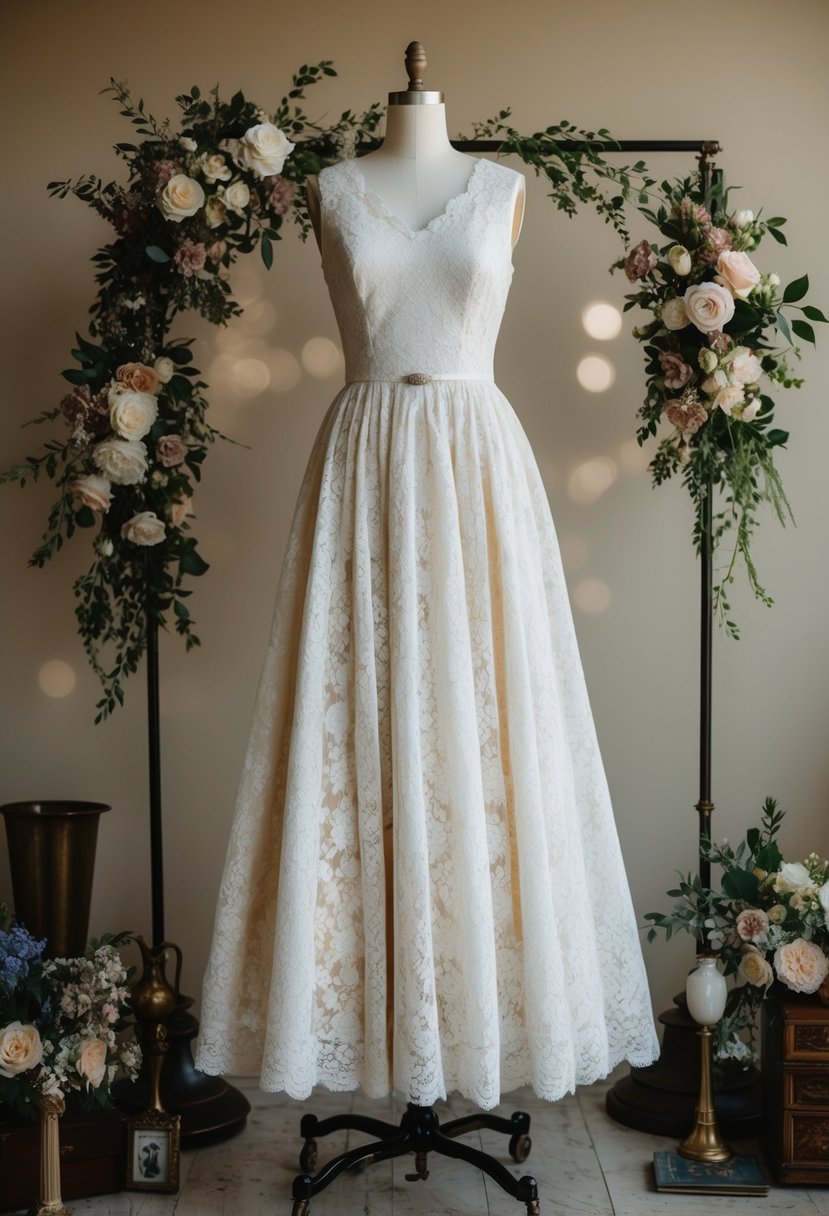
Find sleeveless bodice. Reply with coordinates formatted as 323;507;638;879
317;156;525;382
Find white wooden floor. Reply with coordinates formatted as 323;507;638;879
65;1068;829;1215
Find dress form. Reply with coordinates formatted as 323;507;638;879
306;42;525;250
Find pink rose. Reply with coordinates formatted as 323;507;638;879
156;434;188;467
664;399;708;436
683;282;736;333
174;240;207;278
774;939;829;994
659;351;694;391
116;362;161;395
625;239;657;282
266;174;296;216
72;474;112;512
76;1038;108;1088
736;908;769;943
716;250;762;300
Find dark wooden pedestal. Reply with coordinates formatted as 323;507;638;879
762;993;829;1184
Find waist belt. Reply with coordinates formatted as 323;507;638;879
345;372;494;385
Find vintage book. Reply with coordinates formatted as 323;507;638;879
653;1150;769;1195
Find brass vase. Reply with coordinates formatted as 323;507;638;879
1;800;110;957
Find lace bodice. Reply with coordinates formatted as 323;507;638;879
317;156;525;382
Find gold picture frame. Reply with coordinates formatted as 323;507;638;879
125;1109;181;1193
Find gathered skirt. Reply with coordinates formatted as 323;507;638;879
194;378;659;1109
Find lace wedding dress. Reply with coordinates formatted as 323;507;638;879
195;153;659;1109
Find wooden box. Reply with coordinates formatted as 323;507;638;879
762;993;829;1184
0;1106;126;1212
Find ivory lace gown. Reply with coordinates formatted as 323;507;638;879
195;154;659;1109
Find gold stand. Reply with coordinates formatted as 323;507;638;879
678;1025;733;1162
30;1094;72;1216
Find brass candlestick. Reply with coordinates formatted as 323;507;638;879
678;1023;733;1162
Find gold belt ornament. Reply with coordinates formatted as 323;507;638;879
403;372;432;384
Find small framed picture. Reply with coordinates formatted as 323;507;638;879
125;1109;181;1193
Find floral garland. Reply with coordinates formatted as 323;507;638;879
0;909;140;1118
1;66;652;720
615;173;826;636
646;800;829;1063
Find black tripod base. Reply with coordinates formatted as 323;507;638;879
290;1102;539;1214
113;995;250;1147
606;996;763;1139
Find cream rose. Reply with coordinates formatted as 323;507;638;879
236;122;295;178
768;903;788;924
108;388;158;441
774;939;829;994
713;384;745;416
667;245;692;276
200;152;232;184
93;438;148;485
778;861;812;891
727;346;763;386
661;297;689;331
121;511;166;546
716;250;761;299
683;282;736;333
72;473;112;512
739;947;774;989
222;181;251;215
77;1037;108;1088
0;1022;43;1077
154;356;175;384
158;174;205;222
736;908;770;943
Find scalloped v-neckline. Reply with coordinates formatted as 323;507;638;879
343;156;488;238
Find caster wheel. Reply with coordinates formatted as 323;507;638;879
509;1133;532;1163
299;1139;318;1172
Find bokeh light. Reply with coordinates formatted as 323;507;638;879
582;301;623;340
38;660;76;698
576;355;616;393
566;457;618;505
559;533;589;570
266;348;303;393
301;336;343;378
573;578;612;615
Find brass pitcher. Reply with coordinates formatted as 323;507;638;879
130;935;183;1112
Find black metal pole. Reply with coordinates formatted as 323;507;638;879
697;481;714;891
146;613;164;946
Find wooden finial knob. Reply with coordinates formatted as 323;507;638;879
404;41;427;91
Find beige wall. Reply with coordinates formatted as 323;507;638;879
2;0;828;1058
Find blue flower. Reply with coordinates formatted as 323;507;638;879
0;924;47;990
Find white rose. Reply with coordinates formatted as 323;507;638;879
121;511;166;546
154;356;175;384
667;245;692;276
76;1038;108;1089
733;210;754;229
200;153;232;184
727;347;763;386
108;388;158;441
157;174;205;222
222;180;251;215
778;861;813;891
713;384;745;416
661;297;689;331
0;1022;43;1077
716;251;762;300
683;282;736;333
93;438;148;486
236;122;295;178
819;880;829;927
72;474;112;512
179;137;198;153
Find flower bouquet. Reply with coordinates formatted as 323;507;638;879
617;174;826;636
0;908;140;1119
645;798;829;1063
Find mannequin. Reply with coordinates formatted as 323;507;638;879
305;42;525;251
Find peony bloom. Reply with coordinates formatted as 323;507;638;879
76;1038;108;1089
72;474;112;512
121;511;166;546
158;174;205;223
116;362;161;395
661;297;689;331
698;226;732;264
683;282;736;333
156;434;188;468
659;351;694;390
716;250;762;300
0;1022;43;1077
736;908;770;943
625;239;657;282
108;388;158;441
774;939;829;994
667;245;692;276
726;346;763;386
739;946;774;990
174;240;207;278
236;122;295;178
93;438;148;485
154;356;175;384
664;398;708;436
